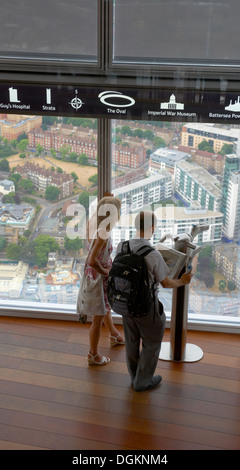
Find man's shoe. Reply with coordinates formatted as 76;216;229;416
134;375;162;392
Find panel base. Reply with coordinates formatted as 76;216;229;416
159;342;204;362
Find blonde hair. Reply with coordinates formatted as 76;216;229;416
97;196;121;232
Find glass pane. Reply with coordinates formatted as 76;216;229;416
113;0;240;64
0;0;97;61
0;113;98;309
111;119;240;324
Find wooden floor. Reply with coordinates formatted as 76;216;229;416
0;315;239;451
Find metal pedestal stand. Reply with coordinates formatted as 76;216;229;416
159;282;203;363
159;228;206;363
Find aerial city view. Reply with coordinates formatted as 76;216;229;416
0;113;239;319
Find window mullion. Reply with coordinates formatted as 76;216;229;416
98;118;112;199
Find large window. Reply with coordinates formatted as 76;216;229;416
0;113;98;313
113;0;240;65
111;119;240;326
0;0;98;62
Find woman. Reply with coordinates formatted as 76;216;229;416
84;195;125;366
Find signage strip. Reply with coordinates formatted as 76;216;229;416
1;83;240;123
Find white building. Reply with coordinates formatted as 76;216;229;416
0;179;15;195
0;261;28;298
112;205;223;250
175;160;222;211
149;148;188;174
114;172;172;214
222;170;240;241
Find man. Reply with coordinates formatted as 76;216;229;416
116;211;192;392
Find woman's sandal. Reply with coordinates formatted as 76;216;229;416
109;333;125;347
87;352;110;365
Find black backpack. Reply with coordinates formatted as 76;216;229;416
107;241;155;317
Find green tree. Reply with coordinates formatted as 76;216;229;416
121;125;132;136
9;172;21;187
78;191;91;209
198;140;214;153
50;148;56;158
0;235;7;250
227;280;236;291
2;193;16;204
218;280;226;291
64;236;83;252
204;271;215;288
69;152;78;162
198;245;212;259
36;144;44;156
10;139;17;148
0;159;10;171
154;136;166;148
133;128;144;138
22;235;60;267
71;171;78;182
6;244;21;261
219;143;233;155
33;235;60;267
143;129;154;141
78;153;88;165
19;179;34;193
59;144;70;159
18;139;28;153
88;174;98;185
45;186;61;200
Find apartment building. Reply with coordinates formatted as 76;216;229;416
0;114;42;140
149;147;188;174
181;123;240;154
112;205;223;250
175;160;222;211
213;243;240;289
222;170;240;242
114;171;172;214
0;179;15;195
112;143;146;168
15;162;74;198
0;261;29;298
29;126;145;169
29;127;98;160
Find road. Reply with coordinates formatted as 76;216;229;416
29;193;82;241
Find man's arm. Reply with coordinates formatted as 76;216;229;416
160;272;192;289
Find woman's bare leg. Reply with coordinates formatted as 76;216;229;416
88;315;105;359
104;310;125;343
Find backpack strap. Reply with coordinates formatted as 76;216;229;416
121;240;131;254
136;245;154;258
121;240;154;257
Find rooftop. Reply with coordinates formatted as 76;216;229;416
176;160;222;198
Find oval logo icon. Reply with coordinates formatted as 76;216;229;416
98;91;135;108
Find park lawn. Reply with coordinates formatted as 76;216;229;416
8;154;97;189
208;270;235;293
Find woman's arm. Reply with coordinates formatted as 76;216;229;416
87;233;109;277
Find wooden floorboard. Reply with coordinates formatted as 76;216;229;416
0;316;239;450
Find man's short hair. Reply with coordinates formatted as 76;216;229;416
135;211;157;233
